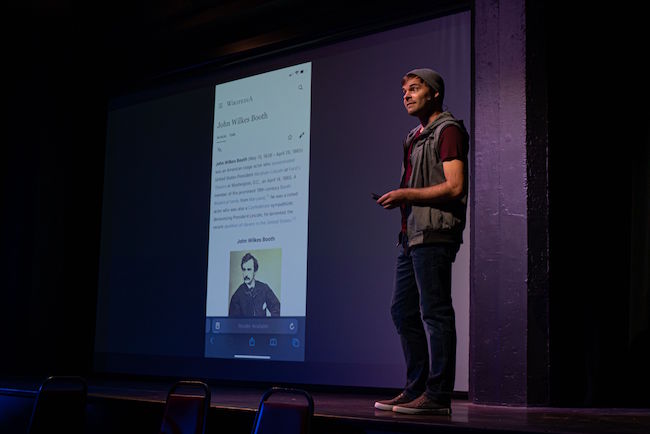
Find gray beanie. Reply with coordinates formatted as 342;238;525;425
406;68;445;101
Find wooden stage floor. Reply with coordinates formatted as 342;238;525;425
2;377;649;434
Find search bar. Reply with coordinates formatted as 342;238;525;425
210;318;298;334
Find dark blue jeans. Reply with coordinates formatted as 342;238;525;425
391;242;459;403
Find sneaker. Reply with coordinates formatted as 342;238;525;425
392;393;451;415
374;391;414;411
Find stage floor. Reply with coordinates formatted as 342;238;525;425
2;377;650;434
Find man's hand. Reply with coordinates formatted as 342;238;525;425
377;189;409;209
376;159;465;210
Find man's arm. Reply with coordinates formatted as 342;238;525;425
229;291;242;316
377;159;464;209
265;287;281;316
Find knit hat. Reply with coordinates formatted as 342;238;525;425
406;68;445;101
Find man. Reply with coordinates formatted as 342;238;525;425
374;69;469;415
229;253;280;317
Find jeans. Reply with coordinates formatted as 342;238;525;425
391;241;459;403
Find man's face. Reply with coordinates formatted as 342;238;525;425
402;76;434;117
242;259;256;285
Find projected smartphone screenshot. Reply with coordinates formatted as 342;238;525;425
205;63;311;361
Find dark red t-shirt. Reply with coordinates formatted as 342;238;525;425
400;125;465;234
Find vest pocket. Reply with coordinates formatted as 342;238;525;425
409;206;433;232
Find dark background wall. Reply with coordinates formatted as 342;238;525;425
544;3;650;407
2;0;648;407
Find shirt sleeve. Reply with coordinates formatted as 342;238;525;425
438;125;465;162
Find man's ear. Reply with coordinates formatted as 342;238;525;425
426;91;439;102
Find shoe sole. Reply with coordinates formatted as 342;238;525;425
392;405;451;415
374;402;396;411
